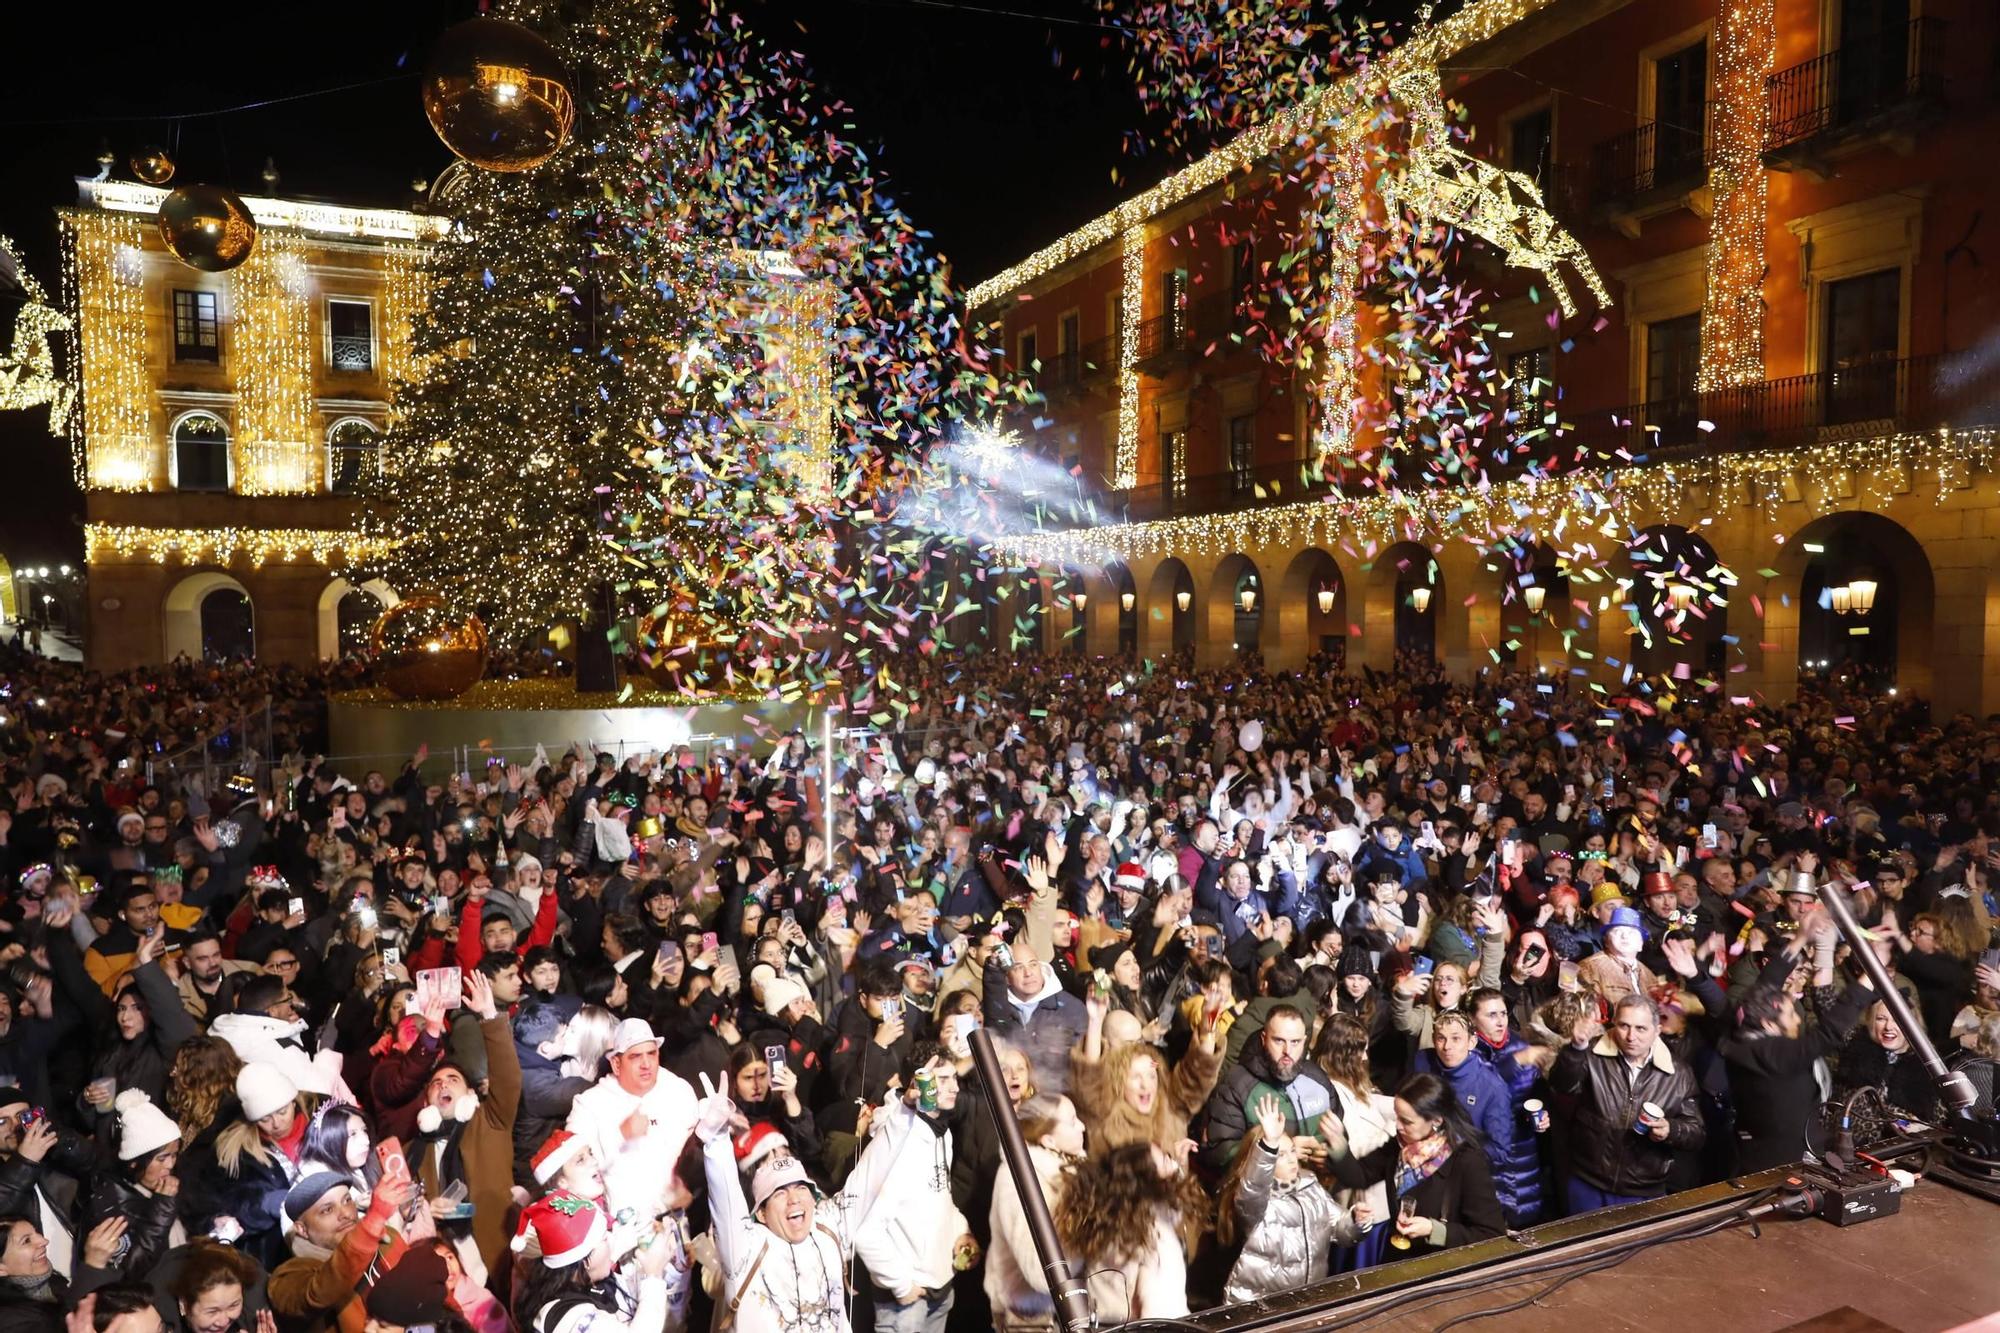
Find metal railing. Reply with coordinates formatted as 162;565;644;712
1766;18;1947;152
1071;351;1998;528
1589;109;1711;207
145;696;277;799
1036;337;1116;394
1134;311;1191;364
330;333;375;373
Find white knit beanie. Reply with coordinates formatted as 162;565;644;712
115;1089;181;1161
236;1061;298;1122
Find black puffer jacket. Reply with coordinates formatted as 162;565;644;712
76;1173;181;1280
1550;1036;1705;1197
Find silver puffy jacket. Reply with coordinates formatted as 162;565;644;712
1222;1143;1361;1305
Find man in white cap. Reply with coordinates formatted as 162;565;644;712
563;1018;699;1222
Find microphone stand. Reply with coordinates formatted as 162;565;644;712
968;1026;1094;1333
1815;875;1978;1116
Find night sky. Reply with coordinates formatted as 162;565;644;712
0;0;1405;569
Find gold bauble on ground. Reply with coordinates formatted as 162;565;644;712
131;147;176;186
422;16;575;172
371;598;489;701
156;184;257;272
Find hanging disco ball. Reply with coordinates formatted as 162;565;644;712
421;16;575;173
156;184;257;273
130;147;176;186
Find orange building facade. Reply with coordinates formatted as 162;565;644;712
972;0;2000;717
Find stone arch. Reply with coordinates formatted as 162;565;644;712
326;417;383;494
1142;557;1196;662
1207;554;1264;662
1359;540;1445;670
1490;535;1573;674
163;571;253;662
1273;547;1347;670
1620;525;1733;686
1774;510;1934;697
316;577;400;660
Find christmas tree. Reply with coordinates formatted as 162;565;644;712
349;0;815;685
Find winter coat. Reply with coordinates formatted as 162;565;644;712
1718;979;1874;1172
1551;1035;1704;1197
1199;1042;1337;1173
1326;1136;1506;1250
1414;1052;1525;1223
1068;1034;1221;1158
368;1029;445;1145
982;962;1088;1098
843;1099;971;1299
0;1267;115;1333
1470;1031;1549;1226
184;1121;298;1272
1221;1142;1358;1304
266;1197;408;1333
1323;1080;1395;1227
985;1143;1070;1328
513;1044;592;1189
564;1069;701;1223
77;1173;182;1281
1832;1033;1941;1122
414;1014;520;1272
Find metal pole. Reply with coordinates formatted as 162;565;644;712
822;702;836;862
967;1026;1094;1333
1817;877;1977;1114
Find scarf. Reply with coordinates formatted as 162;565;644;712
5;1274;56;1304
1395;1130;1452;1196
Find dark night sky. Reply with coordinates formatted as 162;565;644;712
0;0;1410;570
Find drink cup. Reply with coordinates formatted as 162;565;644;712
1524;1098;1550;1133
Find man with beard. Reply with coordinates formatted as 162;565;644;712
411;970;517;1280
174;930;260;1024
1199;1006;1334;1171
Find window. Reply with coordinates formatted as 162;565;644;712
1508;106;1554;185
1017;328;1039;371
1163;269;1189;344
1823;268;1901;423
328;419;383;494
1228;414;1255;490
1645;312;1703;430
1652;39;1708;183
1165;430;1188;497
172;413;230;492
1839;0;1911;123
1506;346;1553;424
172;290;220;364
1058;310;1079;355
328;300;375;372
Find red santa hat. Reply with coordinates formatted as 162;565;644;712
511;1192;606;1269
1115;862;1147;891
733;1122;788;1171
530;1129;590;1186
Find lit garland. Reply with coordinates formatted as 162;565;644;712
965;0;1566;309
1115;226;1145;487
1002;428;1997;565
744;266;836;504
85;523;395;567
1699;0;1775;390
379;240;432;423
229;231;319;494
0;233;74;431
60;211;156;491
1311;139;1366;457
77;180;451;245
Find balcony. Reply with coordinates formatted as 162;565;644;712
1586;112;1713;238
1554;352;1997;467
1765;19;1946;175
330;333;375;373
1035;337;1116;399
1134;311;1192;372
1061;352;1998;530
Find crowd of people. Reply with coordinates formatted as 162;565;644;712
0;638;1995;1333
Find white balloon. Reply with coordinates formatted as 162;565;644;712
1239;718;1264;752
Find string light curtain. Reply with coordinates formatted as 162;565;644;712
1700;0;1776;390
60;212;156;491
229;230;319;494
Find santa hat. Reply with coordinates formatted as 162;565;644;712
1115;862;1146;891
733;1122;788;1171
114;1089;180;1162
530;1129;589;1186
511;1192;607;1269
235;1062;297;1122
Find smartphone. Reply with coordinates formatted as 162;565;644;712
1980;949;2000;973
375;1136;409;1183
881;997;902;1024
701;931;719;956
383;946;400;967
1601;776;1616;800
1701;823;1718;850
764;1044;788;1078
656;939;681;969
948;1013;978;1053
416;967;463;1012
430;894;449;916
1421;820;1435;840
1458;784;1472;803
1676;797;1690;813
1412;956;1436;977
780;908;796;927
287;896;305;918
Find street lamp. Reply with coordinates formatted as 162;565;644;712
1667;583;1696;611
1409;586;1432;614
1239;586;1257;613
1120;591;1135;613
1315;586;1335;615
1848;579;1877;613
1830;584;1852;615
1175;589;1191;612
1072;591;1088;613
1523;584;1546;615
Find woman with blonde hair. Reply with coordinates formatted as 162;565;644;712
1069;990;1220;1154
985;1094;1087;1332
181;1062;319;1270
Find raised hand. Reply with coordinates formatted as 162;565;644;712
464;968;498;1020
1660;934;1698;979
693;1072;735;1142
1254;1093;1287;1147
